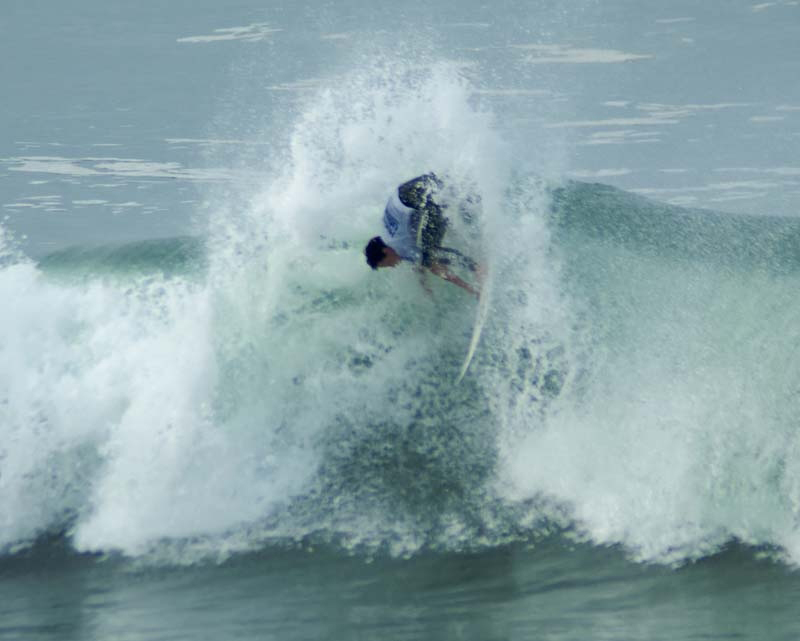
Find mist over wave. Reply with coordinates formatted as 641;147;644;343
3;55;800;568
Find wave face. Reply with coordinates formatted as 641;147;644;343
513;183;800;564
3;61;800;566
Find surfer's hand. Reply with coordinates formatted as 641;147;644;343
429;262;479;297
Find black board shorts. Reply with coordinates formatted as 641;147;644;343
398;173;447;267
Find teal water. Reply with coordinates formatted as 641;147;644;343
2;1;800;639
3;538;800;641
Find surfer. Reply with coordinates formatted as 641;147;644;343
364;173;481;297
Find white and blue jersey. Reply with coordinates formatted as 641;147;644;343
382;189;421;263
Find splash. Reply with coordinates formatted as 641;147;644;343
0;58;568;561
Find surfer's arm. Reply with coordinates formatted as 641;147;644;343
428;262;479;297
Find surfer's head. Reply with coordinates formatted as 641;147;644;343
365;236;401;269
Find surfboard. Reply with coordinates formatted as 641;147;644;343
455;272;491;384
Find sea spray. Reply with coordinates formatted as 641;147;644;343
2;59;567;561
190;59;569;557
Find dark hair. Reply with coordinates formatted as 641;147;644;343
365;236;388;269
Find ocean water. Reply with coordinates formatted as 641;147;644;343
2;1;800;639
